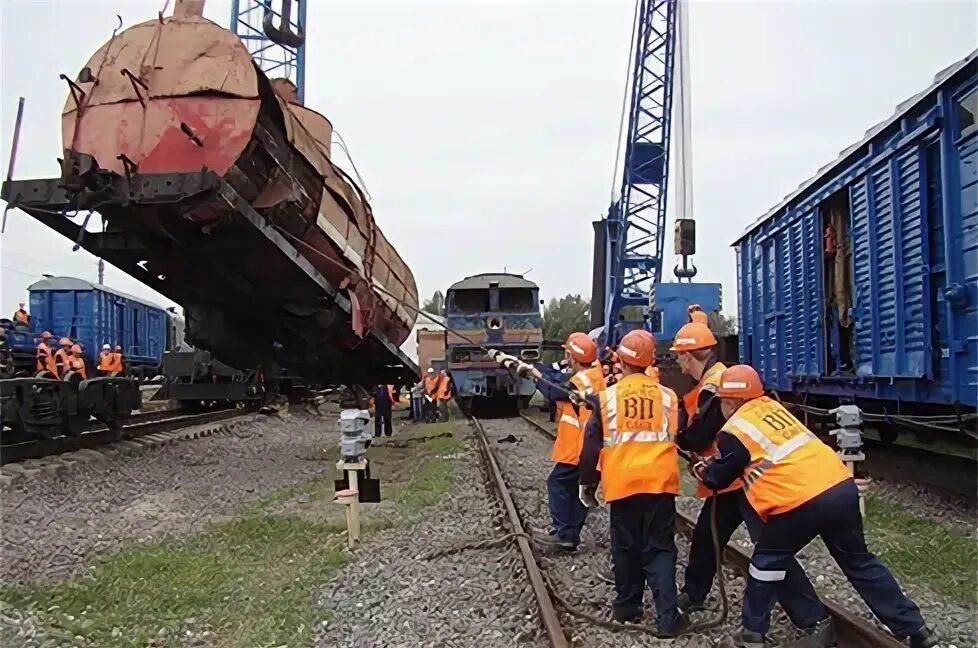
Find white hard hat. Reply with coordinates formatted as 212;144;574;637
427;368;434;373
102;344;111;350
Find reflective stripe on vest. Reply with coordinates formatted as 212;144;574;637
689;362;737;498
723;396;851;521
597;374;680;501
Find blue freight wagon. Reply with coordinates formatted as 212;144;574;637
734;51;977;441
27;276;170;377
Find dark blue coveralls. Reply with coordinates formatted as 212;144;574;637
536;364;588;546
374;385;393;437
579;390;682;633
703;434;928;639
679;387;824;629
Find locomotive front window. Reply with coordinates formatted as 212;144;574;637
450;289;490;313
498;288;536;313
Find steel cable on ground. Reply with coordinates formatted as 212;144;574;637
503;415;730;637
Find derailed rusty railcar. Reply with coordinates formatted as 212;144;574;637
2;3;419;386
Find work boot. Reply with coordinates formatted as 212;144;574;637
534;535;577;552
611;608;643;624
715;628;766;648
677;591;707;614
658;612;689;638
791;617;837;648
909;627;938;648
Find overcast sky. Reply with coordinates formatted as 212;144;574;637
1;0;975;319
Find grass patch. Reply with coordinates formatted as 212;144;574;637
1;421;468;646
864;494;977;605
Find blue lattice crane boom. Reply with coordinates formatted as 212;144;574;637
230;0;307;101
591;0;718;344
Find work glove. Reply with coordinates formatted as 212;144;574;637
579;485;600;508
690;459;711;483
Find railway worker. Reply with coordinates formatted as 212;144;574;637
67;344;88;380
531;332;607;551
112;345;125;375
422;368;440;423
54;337;73;378
98;344;114;376
12;302;30;326
577;329;685;634
35;331;57;377
436;370;453;422
701;365;936;648
374;384;395;437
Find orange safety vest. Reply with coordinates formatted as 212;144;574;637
423;375;440;397
111;352;124;372
551;365;606;465
436;374;452;400
723;396;852;521
597;372;680;502
68;355;87;380
13;309;29;325
681;362;740;499
98;351;113;371
36;342;56;375
54;348;72;377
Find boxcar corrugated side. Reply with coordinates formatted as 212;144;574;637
734;50;977;411
28;277;168;371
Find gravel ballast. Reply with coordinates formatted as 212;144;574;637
1;412;337;585
315;420;547;648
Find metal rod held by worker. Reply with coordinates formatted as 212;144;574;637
1;97;26;234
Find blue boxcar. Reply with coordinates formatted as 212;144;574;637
734;50;977;412
27;276;169;373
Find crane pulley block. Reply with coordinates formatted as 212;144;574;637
674;218;696;256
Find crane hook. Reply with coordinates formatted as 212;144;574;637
674;256;698;281
263;0;305;48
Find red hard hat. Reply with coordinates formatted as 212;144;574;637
670;322;717;352
616;330;655;368
564;332;597;364
114;345;122;351
717;365;765;400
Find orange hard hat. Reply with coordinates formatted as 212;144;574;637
690;310;709;326
616;329;655;368
71;344;83;354
40;331;52;339
717;365;765;400
564;332;597;364
670;322;717;352
59;337;72;346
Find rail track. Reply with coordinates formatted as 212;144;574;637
1;407;254;466
474;412;904;648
